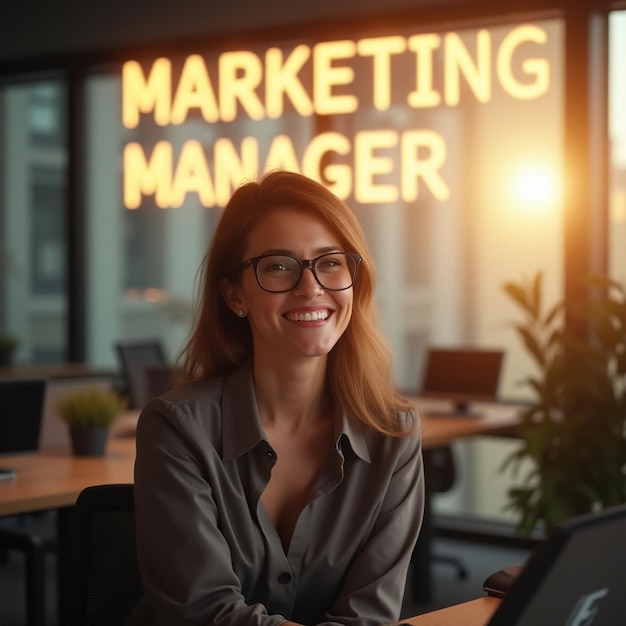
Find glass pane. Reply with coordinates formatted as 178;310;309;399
609;10;626;283
85;73;225;368
0;79;67;364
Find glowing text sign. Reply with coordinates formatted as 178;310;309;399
122;25;550;209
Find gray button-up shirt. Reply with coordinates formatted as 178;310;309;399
129;363;424;626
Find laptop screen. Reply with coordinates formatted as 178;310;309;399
419;348;504;415
488;504;626;626
0;378;47;455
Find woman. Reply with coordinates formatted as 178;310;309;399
129;170;424;626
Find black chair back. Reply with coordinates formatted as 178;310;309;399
423;445;457;494
69;484;143;626
115;340;166;409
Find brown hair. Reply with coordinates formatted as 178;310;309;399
177;170;416;436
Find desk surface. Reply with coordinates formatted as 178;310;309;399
402;597;500;625
0;401;521;517
0;437;136;516
411;397;520;448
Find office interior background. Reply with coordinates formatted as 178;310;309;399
1;0;625;522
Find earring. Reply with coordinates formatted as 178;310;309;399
238;310;245;317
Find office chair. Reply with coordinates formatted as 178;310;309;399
115;339;167;409
423;445;468;580
68;483;143;626
0;519;51;626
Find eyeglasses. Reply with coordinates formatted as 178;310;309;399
241;252;362;293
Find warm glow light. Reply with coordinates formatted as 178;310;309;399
511;163;560;212
124;288;168;302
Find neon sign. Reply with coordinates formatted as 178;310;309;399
122;25;550;209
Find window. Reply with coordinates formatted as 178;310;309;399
609;10;626;283
0;79;67;362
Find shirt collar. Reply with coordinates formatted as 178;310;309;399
335;407;371;463
221;361;372;464
222;361;265;462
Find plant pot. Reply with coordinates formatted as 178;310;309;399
69;426;110;457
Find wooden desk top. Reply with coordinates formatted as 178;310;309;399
402;596;500;625
410;398;521;448
0;437;135;516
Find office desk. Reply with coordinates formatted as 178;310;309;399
403;597;500;625
0;437;135;517
0;437;135;625
411;398;521;448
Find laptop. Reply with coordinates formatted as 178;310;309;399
419;347;504;416
0;378;47;456
484;503;626;625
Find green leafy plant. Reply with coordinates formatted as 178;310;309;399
502;272;626;536
0;332;18;365
0;331;18;352
56;386;127;429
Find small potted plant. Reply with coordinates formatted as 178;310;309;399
0;331;18;366
56;386;128;456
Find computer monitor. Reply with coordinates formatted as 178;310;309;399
485;503;626;626
419;347;504;416
0;378;47;455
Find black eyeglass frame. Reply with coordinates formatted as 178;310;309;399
240;252;362;293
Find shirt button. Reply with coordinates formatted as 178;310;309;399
277;572;292;584
266;450;275;458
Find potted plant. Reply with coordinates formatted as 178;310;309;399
0;331;18;366
501;271;626;536
55;386;127;456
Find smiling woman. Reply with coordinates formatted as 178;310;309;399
129;169;425;626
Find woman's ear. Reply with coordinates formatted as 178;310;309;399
220;278;245;316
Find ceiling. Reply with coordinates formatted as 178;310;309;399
0;0;511;68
